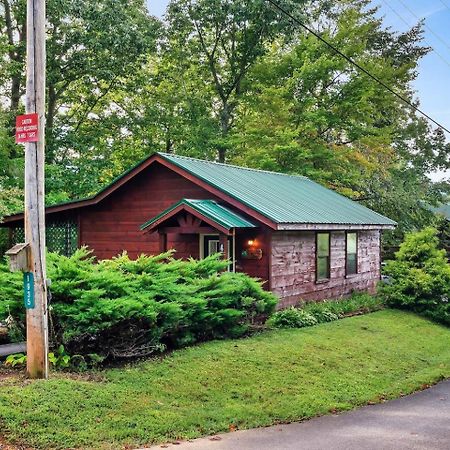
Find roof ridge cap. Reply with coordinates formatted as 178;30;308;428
157;152;309;179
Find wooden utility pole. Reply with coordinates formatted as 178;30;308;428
25;0;49;379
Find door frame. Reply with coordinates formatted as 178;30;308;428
199;233;235;272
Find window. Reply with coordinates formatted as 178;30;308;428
316;232;330;281
346;232;358;275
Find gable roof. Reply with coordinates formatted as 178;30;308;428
1;152;396;229
160;153;396;228
141;199;256;234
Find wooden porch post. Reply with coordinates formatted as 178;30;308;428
158;232;167;253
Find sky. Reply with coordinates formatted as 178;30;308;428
146;0;450;180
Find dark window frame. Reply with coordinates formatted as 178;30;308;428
345;231;358;276
316;232;331;282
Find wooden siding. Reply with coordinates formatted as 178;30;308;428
78;162;270;282
271;230;381;308
80;163;221;259
235;228;270;287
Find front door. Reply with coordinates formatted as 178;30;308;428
202;235;234;271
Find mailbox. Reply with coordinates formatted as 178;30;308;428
5;243;30;272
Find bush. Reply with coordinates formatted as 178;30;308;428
302;304;339;323
0;248;277;361
378;227;450;326
316;293;384;318
267;292;383;329
267;308;318;328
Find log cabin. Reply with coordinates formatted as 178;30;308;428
1;152;396;308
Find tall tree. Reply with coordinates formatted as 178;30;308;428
165;0;308;162
0;0;161;199
229;0;446;238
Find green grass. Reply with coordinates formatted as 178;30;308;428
1;310;450;449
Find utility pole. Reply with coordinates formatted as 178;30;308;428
24;0;49;379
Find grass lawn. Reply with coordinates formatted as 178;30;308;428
1;310;450;449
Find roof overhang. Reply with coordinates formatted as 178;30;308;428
141;199;257;235
277;223;396;231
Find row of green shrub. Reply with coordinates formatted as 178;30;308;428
267;293;383;329
0;248;277;361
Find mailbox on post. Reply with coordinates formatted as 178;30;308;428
5;243;30;272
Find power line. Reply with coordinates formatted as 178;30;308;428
438;0;450;13
381;0;450;70
397;0;450;53
265;0;450;134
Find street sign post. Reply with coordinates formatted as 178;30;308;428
23;0;49;379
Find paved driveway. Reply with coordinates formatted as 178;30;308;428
145;380;450;450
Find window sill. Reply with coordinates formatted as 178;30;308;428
315;279;330;285
345;273;358;279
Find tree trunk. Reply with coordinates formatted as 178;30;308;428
218;102;231;163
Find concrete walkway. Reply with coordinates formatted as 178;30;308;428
145;380;450;450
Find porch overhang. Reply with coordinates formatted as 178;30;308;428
140;199;257;236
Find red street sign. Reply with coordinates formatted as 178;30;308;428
15;113;39;143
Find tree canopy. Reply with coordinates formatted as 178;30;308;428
0;0;448;247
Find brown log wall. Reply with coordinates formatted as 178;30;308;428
271;230;381;308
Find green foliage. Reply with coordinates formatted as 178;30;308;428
165;0;308;161
0;248;277;360
5;353;26;367
313;293;384;318
267;292;383;329
378;227;450;325
48;345;71;370
267;308;318;328
5;346;72;370
0;264;23;322
1;311;449;450
0;0;448;254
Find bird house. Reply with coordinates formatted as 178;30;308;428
5;243;30;272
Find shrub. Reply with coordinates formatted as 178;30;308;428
4;353;26;367
378;227;450;326
267;292;383;329
304;304;339;323
320;293;384;318
267;307;317;328
0;248;277;361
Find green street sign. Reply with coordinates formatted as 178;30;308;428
24;272;35;309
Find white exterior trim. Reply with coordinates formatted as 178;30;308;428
276;223;396;231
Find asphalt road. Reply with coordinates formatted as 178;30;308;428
144;380;450;450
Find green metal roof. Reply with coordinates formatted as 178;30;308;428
140;199;257;231
158;153;396;227
2;150;396;228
